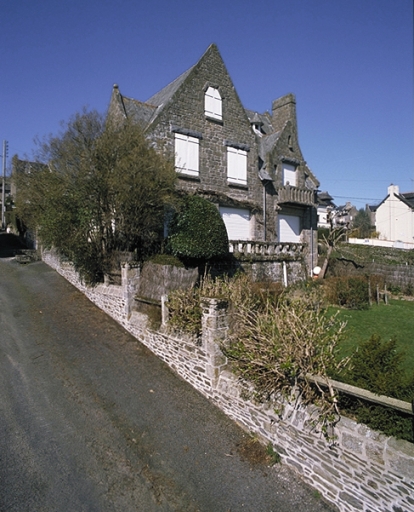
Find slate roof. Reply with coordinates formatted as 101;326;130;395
376;190;414;210
258;130;282;161
401;192;414;208
317;191;335;207
108;44;320;189
121;95;157;128
245;109;273;135
147;66;194;107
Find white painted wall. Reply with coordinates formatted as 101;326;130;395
376;185;414;244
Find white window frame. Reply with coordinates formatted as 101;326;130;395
204;86;222;120
282;163;297;186
174;133;199;176
227;147;247;185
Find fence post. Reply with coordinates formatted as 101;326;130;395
201;297;229;387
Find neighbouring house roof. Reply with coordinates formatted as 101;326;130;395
401;192;414;208
376;190;414;211
317;191;335;207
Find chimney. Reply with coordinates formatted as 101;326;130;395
388;184;399;196
272;93;297;132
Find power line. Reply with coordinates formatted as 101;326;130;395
333;195;381;202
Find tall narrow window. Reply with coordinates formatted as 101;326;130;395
282;163;297;186
227;147;247;185
175;133;199;176
204;87;222;120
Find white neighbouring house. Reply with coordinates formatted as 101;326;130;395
375;184;414;246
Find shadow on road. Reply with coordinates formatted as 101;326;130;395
0;233;28;258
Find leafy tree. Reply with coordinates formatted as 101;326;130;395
167;195;229;263
352;208;372;238
14;110;176;283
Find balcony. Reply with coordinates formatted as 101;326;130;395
277;185;316;206
229;240;305;260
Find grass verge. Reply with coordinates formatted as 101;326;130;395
331;299;414;372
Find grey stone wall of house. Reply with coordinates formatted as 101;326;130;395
144;46;264;241
42;249;414;512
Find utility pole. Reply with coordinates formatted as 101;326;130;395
2;140;8;230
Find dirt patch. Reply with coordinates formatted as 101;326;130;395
236;434;279;467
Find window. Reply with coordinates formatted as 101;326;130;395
220;207;251;240
175;133;199;176
204;87;222;120
227;147;247;185
278;214;301;243
282;163;297;186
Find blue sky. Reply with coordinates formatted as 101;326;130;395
1;0;412;209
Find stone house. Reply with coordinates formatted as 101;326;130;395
108;44;320;273
375;184;414;245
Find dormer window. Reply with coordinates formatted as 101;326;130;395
205;87;222;121
253;123;263;136
250;112;264;136
282;162;297;186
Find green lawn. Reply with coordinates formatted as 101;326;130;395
331;299;414;373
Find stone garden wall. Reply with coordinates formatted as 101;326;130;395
42;249;414;512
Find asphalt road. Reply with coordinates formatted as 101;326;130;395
0;238;338;511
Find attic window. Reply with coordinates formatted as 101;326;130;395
205;87;222;121
253;123;263;136
282;163;297;186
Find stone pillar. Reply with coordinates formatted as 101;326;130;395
121;262;141;318
201;298;229;387
161;294;169;326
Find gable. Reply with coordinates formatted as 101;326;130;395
377;193;414;212
144;44;254;140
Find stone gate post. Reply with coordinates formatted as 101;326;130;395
121;262;141;318
201;298;229;388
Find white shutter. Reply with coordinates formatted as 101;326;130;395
279;214;301;242
227;147;247;185
283;163;297;186
205;87;222;120
220;207;251;240
175;133;199;176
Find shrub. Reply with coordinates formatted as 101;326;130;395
148;253;185;267
167;195;229;262
223;287;350;437
324;276;370;310
339;335;414;441
167;287;202;337
167;273;261;337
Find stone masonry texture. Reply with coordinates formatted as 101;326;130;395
42;250;414;512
